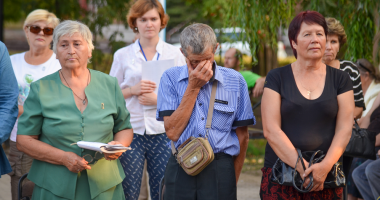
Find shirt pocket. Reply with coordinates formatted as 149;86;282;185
211;104;235;132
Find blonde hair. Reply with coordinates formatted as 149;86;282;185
24;9;60;29
325;17;347;48
53;20;94;63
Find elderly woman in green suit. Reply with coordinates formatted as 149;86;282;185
16;20;134;200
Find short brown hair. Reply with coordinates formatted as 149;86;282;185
325;17;347;48
127;0;169;33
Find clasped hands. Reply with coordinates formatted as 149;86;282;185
63;141;124;173
131;80;157;105
296;159;331;192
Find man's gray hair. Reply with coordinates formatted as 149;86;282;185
180;23;217;57
53;20;94;63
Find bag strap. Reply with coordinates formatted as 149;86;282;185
205;81;218;136
170;81;218;155
353;119;361;131
292;149;314;193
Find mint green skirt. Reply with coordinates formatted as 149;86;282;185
31;170;124;200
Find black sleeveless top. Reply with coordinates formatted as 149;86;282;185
263;64;352;168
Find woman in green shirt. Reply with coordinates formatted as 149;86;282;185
16;20;134;200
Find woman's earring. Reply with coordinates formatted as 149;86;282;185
135;27;138;31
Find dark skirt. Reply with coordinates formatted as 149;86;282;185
260;167;343;200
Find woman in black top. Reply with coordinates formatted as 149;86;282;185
260;11;354;200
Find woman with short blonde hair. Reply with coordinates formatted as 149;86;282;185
8;9;61;200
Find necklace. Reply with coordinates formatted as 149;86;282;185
60;69;90;105
299;73;323;99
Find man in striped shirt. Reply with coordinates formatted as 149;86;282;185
156;23;255;200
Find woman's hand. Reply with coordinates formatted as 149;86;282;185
103;141;124;161
138;92;157;105
302;162;332;191
131;80;156;96
62;152;91;173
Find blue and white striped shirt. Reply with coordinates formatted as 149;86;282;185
156;62;255;156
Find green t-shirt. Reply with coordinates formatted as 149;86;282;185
239;70;261;90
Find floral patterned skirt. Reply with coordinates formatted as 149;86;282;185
260;167;343;200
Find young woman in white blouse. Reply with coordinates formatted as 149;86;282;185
8;9;61;200
109;1;185;199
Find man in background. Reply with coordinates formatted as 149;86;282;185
224;48;265;97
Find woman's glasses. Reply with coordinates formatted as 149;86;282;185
82;151;104;165
28;25;54;35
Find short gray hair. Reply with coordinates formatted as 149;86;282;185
180;23;217;57
53;20;94;63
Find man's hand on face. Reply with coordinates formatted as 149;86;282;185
187;59;213;90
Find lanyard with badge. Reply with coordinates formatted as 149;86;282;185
138;40;160;61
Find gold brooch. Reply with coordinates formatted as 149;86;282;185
101;103;104;109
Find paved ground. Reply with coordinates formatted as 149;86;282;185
0;174;11;200
0;172;262;200
1;143;262;200
237;171;261;200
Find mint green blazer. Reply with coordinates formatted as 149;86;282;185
18;69;132;199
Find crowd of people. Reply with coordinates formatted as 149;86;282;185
0;0;379;200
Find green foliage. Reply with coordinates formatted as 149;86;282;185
5;0;131;72
186;0;229;28
80;0;130;71
224;0;297;63
225;0;379;64
303;0;380;62
166;0;229;40
4;0;81;22
246;139;266;157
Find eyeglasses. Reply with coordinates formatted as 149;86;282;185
28;25;54;35
82;151;104;165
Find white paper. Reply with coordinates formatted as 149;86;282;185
141;59;175;110
76;141;131;153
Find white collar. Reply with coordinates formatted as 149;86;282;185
133;38;164;55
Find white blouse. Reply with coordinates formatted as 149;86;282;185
10;52;61;142
110;39;186;135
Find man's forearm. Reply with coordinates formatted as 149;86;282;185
234;126;249;183
164;86;200;141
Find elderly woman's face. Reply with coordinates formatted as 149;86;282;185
56;32;91;69
323;34;340;62
24;21;54;49
293;22;326;60
136;8;161;40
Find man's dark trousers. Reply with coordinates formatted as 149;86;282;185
163;153;237;200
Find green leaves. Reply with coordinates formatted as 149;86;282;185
226;0;379;66
304;0;379;63
225;0;297;63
